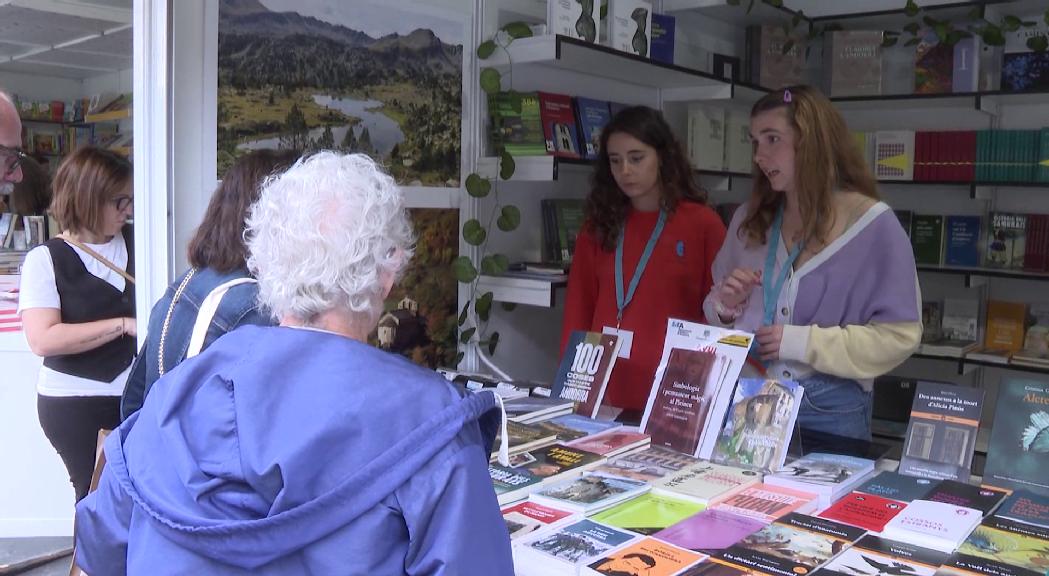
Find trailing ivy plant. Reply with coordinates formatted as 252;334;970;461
452;22;534;368
729;0;1048;57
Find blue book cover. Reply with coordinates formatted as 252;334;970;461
944;215;981;267
855;470;939;502
994;490;1049;529
650;13;675;65
573;97;612;160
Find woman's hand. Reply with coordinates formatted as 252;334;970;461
719;268;762;310
756;324;783;362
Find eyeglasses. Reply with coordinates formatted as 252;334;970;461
112;195;134;212
0;144;27;178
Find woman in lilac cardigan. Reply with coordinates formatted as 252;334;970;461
703;85;922;440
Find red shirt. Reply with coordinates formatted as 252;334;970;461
560;201;726;412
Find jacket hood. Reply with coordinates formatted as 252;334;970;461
104;326;503;569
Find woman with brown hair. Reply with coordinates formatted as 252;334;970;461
119;149;298;420
561;105;726;420
18;146;134;502
702;85;921;440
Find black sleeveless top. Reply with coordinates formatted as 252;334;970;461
41;225;136;382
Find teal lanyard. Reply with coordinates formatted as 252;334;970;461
762;204;804;327
615;210;667;327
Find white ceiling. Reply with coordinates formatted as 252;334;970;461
0;0;132;80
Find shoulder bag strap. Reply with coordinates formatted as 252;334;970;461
58;234;136;285
185;277;257;359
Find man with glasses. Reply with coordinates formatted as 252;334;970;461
0;90;25;185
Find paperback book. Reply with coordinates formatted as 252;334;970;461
981;379;1049;497
655;508;766;554
510;443;607;484
712;379;804;473
763;452;875;509
817;491;907;532
530;472;650;514
536;413;623;442
897;381;985;482
574;97;612;160
608;0;651;58
566;428;650;458
716;513;866;576
819;534;949;576
921;480;1008;517
994;490;1049;529
551;331;622;418
880;499;982;553
501;500;580;540
491;464;543;505
651;461;762;507
591;445;700;483
710;484;818;524
546;0;600;43
583;537;707;576
538;91;582;158
942;516;1049;576
855;470;939;502
515;519;640;576
644;347;720;455
590;492;705;535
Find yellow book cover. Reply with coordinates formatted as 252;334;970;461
984;300;1027;351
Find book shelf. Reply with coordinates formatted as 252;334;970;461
831;88;1049;114
476;274;567;308
911;352;1049;377
916;264;1049;283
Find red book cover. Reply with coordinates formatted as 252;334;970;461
1024;214;1045;271
929;131;943;181
537;91;582;159
818;491;906;532
914;131;927;181
644;347;718;456
966;130;978;181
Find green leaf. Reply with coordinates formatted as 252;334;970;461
945;30;970;46
475;291;494;322
933;23;949;43
1002;15;1022;32
457;301;469;327
481;254;511;276
459;327;476;344
452;256;477;284
501;302;517;312
904;0;919;18
488;331;500;355
922;16;940;28
499;150;516;180
463;219;487;246
903;22;921;35
502;22;533;39
904;37;921;47
600;3;608;18
781;39;795;55
981;25;1005;46
476;40;496;59
465;173;491;198
882;36;899;47
454;351;464;366
479;68;501;95
1029;35;1049;52
497;205;521;232
507;90;522;114
966;6;983;22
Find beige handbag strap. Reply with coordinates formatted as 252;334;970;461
58;234;136;285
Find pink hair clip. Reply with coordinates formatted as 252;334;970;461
783;89;792;103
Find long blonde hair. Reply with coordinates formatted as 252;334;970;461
739;85;877;246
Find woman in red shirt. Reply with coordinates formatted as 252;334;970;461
561;106;727;421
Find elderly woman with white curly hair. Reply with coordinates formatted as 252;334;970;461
73;152;515;575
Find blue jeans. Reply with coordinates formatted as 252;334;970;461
796;373;873;441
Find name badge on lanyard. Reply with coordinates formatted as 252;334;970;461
611;210;667;360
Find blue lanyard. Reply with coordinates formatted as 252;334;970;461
615;210;667;326
762;204;804;327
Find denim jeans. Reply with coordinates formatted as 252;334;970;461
796;373;873;441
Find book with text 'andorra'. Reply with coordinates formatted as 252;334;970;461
993;490;1049;529
763;452;876;510
817;491;907;532
715;512;866;576
490;463;543;506
501;499;579;541
940;516;1049;576
855;470;939;502
591;445;700;484
981;379;1049;498
551;331;622;419
712;379;804;474
655;508;766;555
651;461;762;507
818;534;949;576
582;536;707;576
709;483;818;524
590;492;705;536
897;381;984;483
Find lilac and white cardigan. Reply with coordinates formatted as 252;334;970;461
703;201;923;389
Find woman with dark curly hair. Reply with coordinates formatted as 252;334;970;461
560;106;726;420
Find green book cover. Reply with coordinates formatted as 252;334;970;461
911;214;944;266
553;199;586;264
487;91;546;157
982;379;1049;497
590;492;704;535
1038;128;1049;183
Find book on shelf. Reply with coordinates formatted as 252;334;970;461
709;483;818;524
875;130;915;181
564;428;650;458
915;28;954;94
712;379;803;473
607;0;651;58
981;379;1049;497
952;35;981;93
940;516;1049;576
650;461;761;508
582;536;707;576
894;210;913;239
897;381;985;482
546;0;599;43
487;91;545;157
922;479;1008;517
687;104;726;172
911;215;943;266
745;25;805;90
724;109;753;175
818;491;907;532
715;512;866;576
922;298;980;357
551;331;622;418
491;463;543;506
944;215;981;267
514;518;640;576
541;198;585;265
573;97;612;160
654;508;765;555
855;470;939;503
649;13;675;65
880;499;982;553
1000;14;1049;93
824;30;883;97
501;499;580;541
921;301;942;344
538;92;582;159
640;320;754;460
590;445;700;484
993;490;1049;530
983;300;1028;353
818;534;949;576
529;472;649;515
589;492;704;536
763;452;876;510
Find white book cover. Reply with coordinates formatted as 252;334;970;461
530;472;650;514
880;499;982;553
874;130;915;181
687;104;726;171
640;319;754;460
724;108;753;174
514;518;640;576
547;0;599;44
764;452;876;508
941;298;980;342
608;0;651;57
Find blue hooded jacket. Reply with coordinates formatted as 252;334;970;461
75;325;514;575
